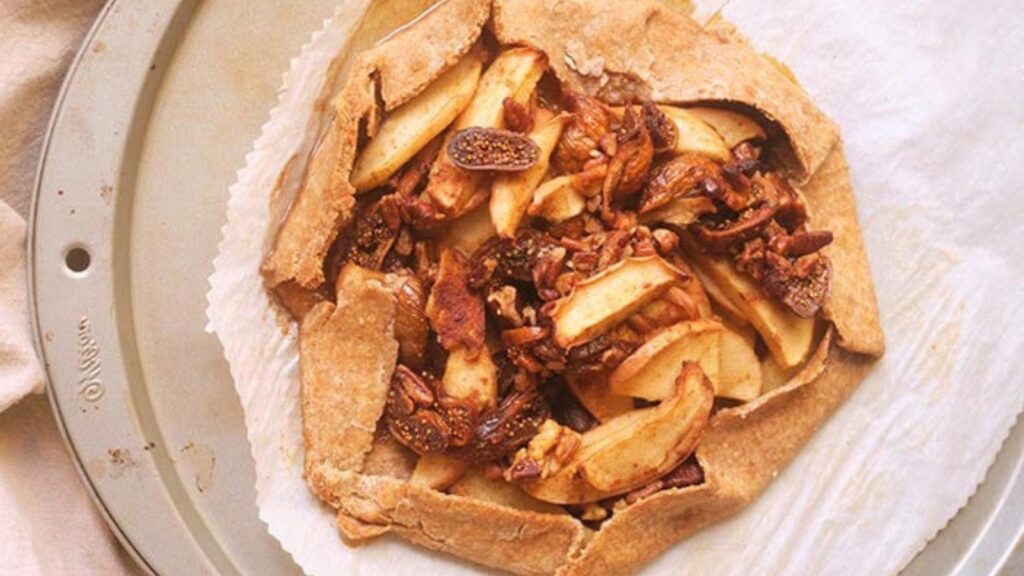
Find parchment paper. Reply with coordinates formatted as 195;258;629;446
207;1;1024;574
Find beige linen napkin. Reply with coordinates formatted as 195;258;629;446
0;0;141;573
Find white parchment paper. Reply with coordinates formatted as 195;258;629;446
207;1;1024;574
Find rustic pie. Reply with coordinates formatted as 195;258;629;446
261;0;885;573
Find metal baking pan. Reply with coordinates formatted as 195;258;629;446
28;0;1023;574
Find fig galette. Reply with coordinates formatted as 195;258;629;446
261;0;884;574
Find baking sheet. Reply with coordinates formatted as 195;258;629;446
30;0;1024;574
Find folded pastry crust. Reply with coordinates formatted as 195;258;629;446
262;0;491;294
277;1;885;574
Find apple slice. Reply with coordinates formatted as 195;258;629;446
449;468;566;514
458;47;547;130
636;297;687;328
693;267;750;327
520;363;713;504
717;323;763;402
638;196;716;227
350;48;484;192
567;376;633;423
550;256;684;349
660;106;732;162
490;113;569;237
444;202;496;256
761;355;798;393
608;319;722;400
528;175;587;223
426;48;548;213
442;345;498;410
411;453;468;490
686;107;767;148
680;235;814;369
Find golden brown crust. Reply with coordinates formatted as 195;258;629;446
300;267;401;494
313;466;589;576
803;146;886;356
262;0;491;292
491;0;839;182
372;0;492;112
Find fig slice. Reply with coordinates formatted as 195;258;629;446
350;47;484;192
608;319;723;400
638;196;716;227
448;127;542;172
519;363;714;504
549;256;685;349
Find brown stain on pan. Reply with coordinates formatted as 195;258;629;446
180;441;217;493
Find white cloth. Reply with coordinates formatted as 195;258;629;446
0;0;141;574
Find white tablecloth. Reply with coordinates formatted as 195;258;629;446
0;1;141;574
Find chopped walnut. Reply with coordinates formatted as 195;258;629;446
487;285;525;327
508;419;581;481
579;503;609;522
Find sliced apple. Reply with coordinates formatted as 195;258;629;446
490;113;569;237
638;196;716;227
442;345;498;410
761;354;798;393
411;453;468;490
350;48;484;192
458;47;547;129
449;468;566;514
637;297;686;327
686;106;767;148
693;267;750;327
608;319;722;400
550;256;684;349
717;323;763;401
444;202;496;256
680;235;814;369
660;106;732;162
567;376;633;423
528;175;587;223
520;363;713;504
426;48;548;212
